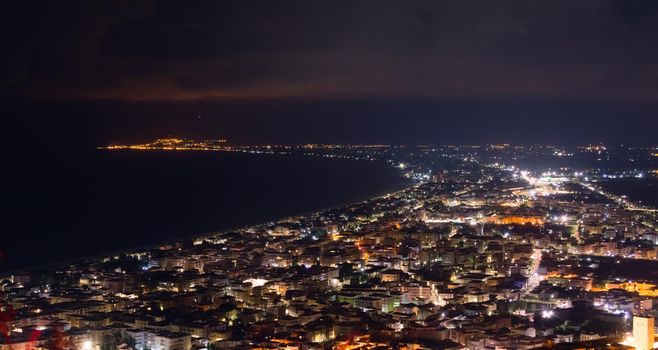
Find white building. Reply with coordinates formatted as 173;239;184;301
633;315;655;350
125;330;191;350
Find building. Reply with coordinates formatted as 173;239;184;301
126;330;192;350
633;315;655;350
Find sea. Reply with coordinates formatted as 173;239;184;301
596;177;658;208
1;150;409;272
506;152;658;208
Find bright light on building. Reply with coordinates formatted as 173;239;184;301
243;278;268;287
633;316;655;350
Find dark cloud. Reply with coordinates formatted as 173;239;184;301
3;0;658;101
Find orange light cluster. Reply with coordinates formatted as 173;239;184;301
485;216;545;225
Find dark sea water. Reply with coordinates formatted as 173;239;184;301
597;177;658;207
1;151;408;272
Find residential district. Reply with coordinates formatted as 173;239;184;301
4;142;658;350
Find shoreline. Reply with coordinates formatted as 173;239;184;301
1;153;415;275
595;177;658;209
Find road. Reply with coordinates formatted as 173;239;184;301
522;248;543;295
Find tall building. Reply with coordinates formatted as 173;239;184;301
633;315;655;350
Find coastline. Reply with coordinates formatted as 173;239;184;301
1;153;414;274
595;177;658;208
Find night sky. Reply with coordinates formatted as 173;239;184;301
3;0;658;146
